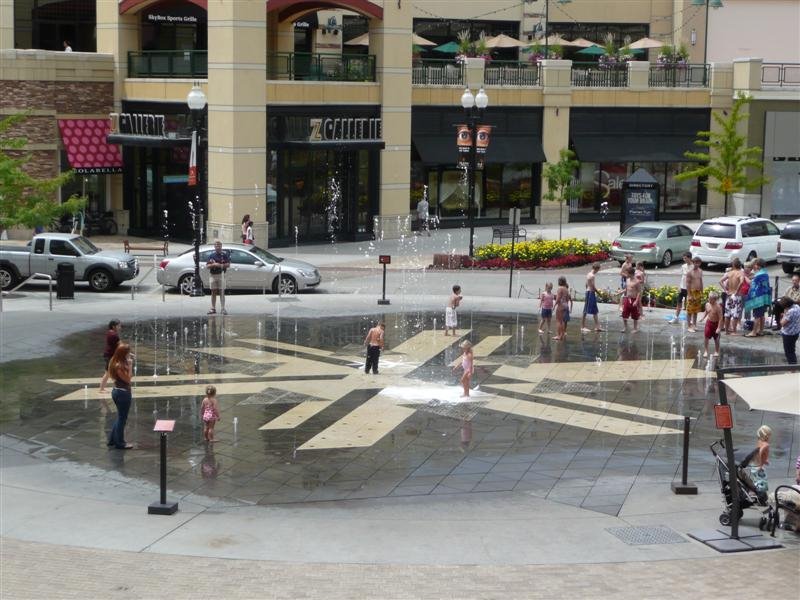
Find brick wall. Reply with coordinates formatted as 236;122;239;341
0;80;113;114
3;114;56;144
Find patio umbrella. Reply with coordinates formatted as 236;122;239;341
485;33;528;48
434;41;461;54
542;34;571;46
344;32;369;46
412;33;436;46
576;45;606;56
628;37;666;50
568;37;597;48
722;373;800;416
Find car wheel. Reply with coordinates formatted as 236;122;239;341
273;274;297;295
661;250;672;268
0;266;19;291
88;269;114;292
178;273;196;295
782;263;797;275
746;251;757;263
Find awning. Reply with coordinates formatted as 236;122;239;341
571;135;696;163
279;139;385;150
721;373;800;416
58;119;123;174
414;136;545;165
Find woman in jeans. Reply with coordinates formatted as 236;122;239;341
99;342;135;449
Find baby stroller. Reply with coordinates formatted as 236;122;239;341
710;439;774;529
769;485;800;536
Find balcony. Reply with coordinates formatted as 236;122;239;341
128;50;207;78
267;52;376;82
571;63;628;88
761;63;800;88
412;59;464;86
648;64;709;88
484;61;540;86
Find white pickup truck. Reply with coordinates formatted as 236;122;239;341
0;233;138;292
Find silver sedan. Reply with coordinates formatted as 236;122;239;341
156;243;321;295
610;222;694;267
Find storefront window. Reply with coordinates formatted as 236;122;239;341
484;164;502;218
665;163;697;212
141;3;207;51
504;163;532;218
15;0;96;52
598;163;630;212
439;169;473;219
267;150;278;239
574;163;598;214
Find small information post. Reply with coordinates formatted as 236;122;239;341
148;419;178;515
620;168;659;235
508;208;521;298
378;255;391;305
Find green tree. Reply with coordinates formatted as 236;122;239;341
0;113;85;233
676;95;767;214
543;148;581;240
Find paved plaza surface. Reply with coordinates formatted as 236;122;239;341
1;223;799;598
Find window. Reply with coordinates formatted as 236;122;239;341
765;222;781;236
667;226;681;238
230;250;256;265
742;222;767;238
34;239;45;254
781;223;800;241
696;223;735;238
49;240;78;256
679;225;694;237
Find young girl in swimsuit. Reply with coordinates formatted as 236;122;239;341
454;340;474;397
201;385;221;442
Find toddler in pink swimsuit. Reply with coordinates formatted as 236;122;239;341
453;340;474;397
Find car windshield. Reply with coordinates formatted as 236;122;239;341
249;246;284;264
72;236;99;255
696;223;735;239
622;227;661;239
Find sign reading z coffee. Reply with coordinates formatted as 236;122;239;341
308;117;382;142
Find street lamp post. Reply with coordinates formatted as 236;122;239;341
186;84;206;297
692;0;723;68
543;0;571;60
460;87;489;257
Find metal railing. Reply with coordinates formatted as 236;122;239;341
761;63;800;87
484;61;541;86
128;50;208;78
648;64;709;87
411;59;464;86
571;62;628;87
268;52;376;81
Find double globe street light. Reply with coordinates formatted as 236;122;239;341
186;83;207;297
460;87;489;258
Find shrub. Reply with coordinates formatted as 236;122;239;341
474;237;610;262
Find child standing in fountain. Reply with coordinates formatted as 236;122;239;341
364;321;385;375
539;282;554;334
554;276;573;341
453;340;474;397
699;291;723;358
201;385;220;443
686;257;704;333
445;285;462;336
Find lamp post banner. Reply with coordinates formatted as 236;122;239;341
188;130;197;187
456;124;492;169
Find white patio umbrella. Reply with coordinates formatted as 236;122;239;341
344;32;369;46
628;37;666;50
412;33;436;46
542;34;572;46
485;33;528;48
722;373;800;416
568;37;597;48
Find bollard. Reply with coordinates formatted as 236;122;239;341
148;419;178;515
671;416;698;494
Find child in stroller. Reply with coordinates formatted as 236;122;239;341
710;438;773;529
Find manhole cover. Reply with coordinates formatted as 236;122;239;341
606;526;688;545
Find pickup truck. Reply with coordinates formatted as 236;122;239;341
0;233;138;292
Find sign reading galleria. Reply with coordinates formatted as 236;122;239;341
110;112;168;138
309;117;382;142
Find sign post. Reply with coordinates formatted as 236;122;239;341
378;255;391;305
620;168;660;235
148;419;178;515
508;208;521;298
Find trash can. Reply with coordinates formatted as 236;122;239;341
56;262;75;299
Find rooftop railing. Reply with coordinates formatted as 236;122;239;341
268;52;376;82
411;59;464;86
648;64;709;87
128;50;207;78
484;61;541;86
570;62;628;88
761;63;800;87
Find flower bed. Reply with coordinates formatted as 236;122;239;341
467;237;610;270
596;284;722;308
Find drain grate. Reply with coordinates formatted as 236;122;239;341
606;526;688;545
534;378;599;395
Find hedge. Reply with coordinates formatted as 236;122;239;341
467;237;610;269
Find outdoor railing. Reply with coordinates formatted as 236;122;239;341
484;61;541;86
761;63;800;87
128;50;207;78
267;52;376;82
648;64;709;87
570;63;628;88
411;59;465;86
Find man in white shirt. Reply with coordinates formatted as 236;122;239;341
63;40;72;52
416;197;430;236
669;252;692;324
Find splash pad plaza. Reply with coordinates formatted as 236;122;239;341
2;290;799;584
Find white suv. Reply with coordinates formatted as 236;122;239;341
777;218;800;274
691;216;781;265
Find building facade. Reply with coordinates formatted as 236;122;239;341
1;0;798;244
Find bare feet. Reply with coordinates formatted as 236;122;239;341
703;350;708;358
594;328;604;332
538;329;544;334
581;327;591;333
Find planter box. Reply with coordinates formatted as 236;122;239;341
433;253;469;269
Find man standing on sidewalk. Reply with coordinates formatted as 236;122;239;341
581;263;603;332
206;240;230;315
364;321;385;374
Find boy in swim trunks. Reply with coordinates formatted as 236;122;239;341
445;285;462;336
581;263;603;332
685;257;704;333
700;291;722;358
621;266;642;333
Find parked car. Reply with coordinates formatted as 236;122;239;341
0;233;138;292
690;216;781;265
156;243;321;295
610;221;694;267
778;218;800;274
